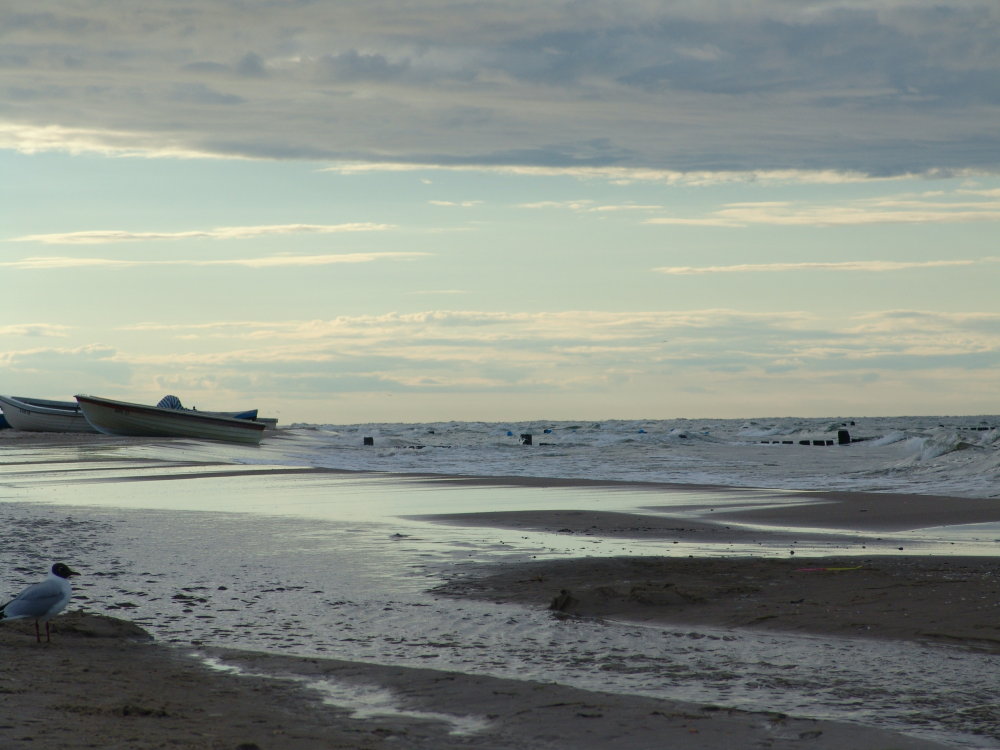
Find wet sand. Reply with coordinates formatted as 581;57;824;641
432;550;1000;648
2;434;998;748
0;612;952;749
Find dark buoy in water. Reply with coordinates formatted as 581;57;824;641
363;436;374;446
838;429;851;445
520;433;533;445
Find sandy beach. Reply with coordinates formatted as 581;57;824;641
1;432;998;748
2;580;975;750
0;609;957;750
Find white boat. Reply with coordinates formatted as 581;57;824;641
75;395;268;445
0;395;98;433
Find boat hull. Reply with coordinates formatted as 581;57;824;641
0;395;98;433
75;395;267;444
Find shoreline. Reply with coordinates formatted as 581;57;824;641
2;425;998;502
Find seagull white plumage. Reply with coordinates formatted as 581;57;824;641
0;563;80;642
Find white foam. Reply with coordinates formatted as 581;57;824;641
197;654;490;735
226;415;1000;499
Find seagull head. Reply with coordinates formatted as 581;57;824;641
51;563;80;579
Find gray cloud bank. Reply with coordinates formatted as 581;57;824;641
1;1;998;176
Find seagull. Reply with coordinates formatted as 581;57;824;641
0;563;80;642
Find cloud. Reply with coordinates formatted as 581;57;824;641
235;52;267;79
327;162;908;187
653;259;993;275
848;310;1000;335
0;343;115;366
517;199;664;213
0;252;429;270
167;82;244;106
0;323;71;337
0;123;217;159
111;311;834;360
315;50;412;83
646;190;1000;226
6;307;997;418
518;199;595;210
106;309;1000;384
0;344;131;386
1;2;998;176
13;223;393;244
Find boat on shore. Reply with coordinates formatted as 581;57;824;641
152;395;277;430
75;395;268;444
0;395;98;433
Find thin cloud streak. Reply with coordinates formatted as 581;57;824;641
646;193;1000;227
329;162;913;186
116;309;816;339
515;199;663;213
14;223;393;245
654;259;993;275
0;123;218;160
0;253;429;270
0;323;71;337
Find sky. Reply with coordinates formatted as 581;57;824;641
2;1;999;425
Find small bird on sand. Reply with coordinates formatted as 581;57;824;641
0;563;80;642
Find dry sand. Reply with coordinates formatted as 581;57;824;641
1;434;998;748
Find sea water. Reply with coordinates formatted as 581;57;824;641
117;413;1000;497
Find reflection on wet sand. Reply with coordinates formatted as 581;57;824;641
0;436;998;748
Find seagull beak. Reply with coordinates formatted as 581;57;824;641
67;568;81;577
